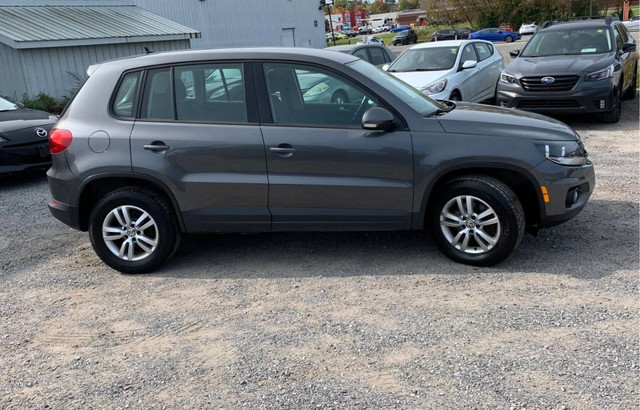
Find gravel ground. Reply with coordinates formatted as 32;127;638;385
1;94;638;408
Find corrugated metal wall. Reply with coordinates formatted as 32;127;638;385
134;0;326;49
0;42;27;99
2;39;189;99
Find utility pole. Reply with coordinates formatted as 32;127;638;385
320;0;337;46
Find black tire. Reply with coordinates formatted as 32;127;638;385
429;175;525;266
601;83;622;123
331;90;349;104
449;90;462;101
505;35;514;43
89;187;181;274
622;65;637;100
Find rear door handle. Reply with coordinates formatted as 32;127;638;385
143;141;170;152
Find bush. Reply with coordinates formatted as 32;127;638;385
21;93;69;115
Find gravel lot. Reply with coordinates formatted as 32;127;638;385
1;64;638;408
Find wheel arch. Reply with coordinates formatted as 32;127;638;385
76;173;184;232
415;164;543;233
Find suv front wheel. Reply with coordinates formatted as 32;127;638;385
89;188;181;274
601;81;622;123
429;175;525;266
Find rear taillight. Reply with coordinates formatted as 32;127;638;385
49;129;72;154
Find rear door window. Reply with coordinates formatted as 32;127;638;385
473;42;493;61
352;48;370;62
140;68;173;120
368;47;388;65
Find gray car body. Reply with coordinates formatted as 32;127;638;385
497;20;638;113
48;47;594;237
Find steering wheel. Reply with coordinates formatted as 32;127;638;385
350;95;371;124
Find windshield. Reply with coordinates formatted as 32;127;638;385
348;59;443;117
521;27;612;57
0;96;19;111
388;46;459;72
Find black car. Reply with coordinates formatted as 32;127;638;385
0;96;57;175
393;29;418;46
431;28;472;41
497;16;638;123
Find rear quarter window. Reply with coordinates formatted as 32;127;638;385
112;71;141;118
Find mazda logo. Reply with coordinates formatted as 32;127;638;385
36;128;48;138
541;76;555;85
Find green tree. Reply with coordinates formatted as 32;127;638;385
397;0;420;11
370;0;391;13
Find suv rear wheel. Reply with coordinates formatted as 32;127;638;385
430;175;525;266
89;188;180;274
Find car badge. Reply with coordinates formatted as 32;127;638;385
36;128;48;138
541;76;555;85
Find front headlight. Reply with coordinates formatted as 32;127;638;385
533;140;588;166
500;72;518;85
303;82;329;97
421;79;447;95
585;65;614;81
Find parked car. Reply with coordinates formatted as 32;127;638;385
47;48;595;273
519;22;539;35
393;29;418;45
327;43;396;67
470;28;520;42
430;28;472;41
339;29;358;38
498;23;515;32
623;17;639;31
326;32;348;41
357;35;385;45
390;25;411;33
497;16;638;123
0;95;57;175
384;40;503;102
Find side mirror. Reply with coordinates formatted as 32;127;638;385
382;64;390;71
509;49;520;58
622;43;637;53
461;60;477;70
15;102;25;108
362;107;395;131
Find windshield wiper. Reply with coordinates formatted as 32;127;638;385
429;101;456;117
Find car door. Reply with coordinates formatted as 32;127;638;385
256;61;414;231
614;24;635;92
455;42;481;101
129;62;270;233
473;42;503;101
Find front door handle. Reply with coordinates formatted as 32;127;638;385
143;141;170;153
270;144;296;157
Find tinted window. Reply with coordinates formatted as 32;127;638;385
113;71;140;118
473;42;493;61
352;48;369;61
174;63;247;122
613;25;625;49
141;68;172;120
368;47;388;65
263;62;379;127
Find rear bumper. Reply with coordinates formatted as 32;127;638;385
48;199;81;230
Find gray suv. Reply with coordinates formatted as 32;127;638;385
47;48;595;273
497;17;638;123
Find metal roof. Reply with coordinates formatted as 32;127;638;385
0;5;201;49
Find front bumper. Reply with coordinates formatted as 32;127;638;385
497;80;613;114
0;140;51;175
534;159;596;228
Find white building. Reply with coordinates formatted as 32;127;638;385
0;0;325;99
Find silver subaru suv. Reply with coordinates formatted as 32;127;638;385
48;48;595;273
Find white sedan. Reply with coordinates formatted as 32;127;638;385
383;40;504;102
519;22;538;35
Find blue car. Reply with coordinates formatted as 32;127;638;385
469;28;520;42
390;25;410;33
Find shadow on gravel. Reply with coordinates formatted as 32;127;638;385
0;169;47;190
156;199;638;281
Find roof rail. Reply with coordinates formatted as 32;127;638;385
541;14;619;29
